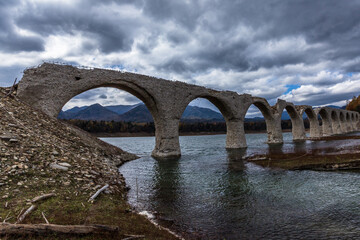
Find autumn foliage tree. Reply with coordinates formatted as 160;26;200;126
346;95;360;113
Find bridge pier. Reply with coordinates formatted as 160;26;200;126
345;120;352;132
266;118;283;144
322;121;333;136
226;119;247;149
331;119;342;134
152;118;181;159
309;124;322;138
354;119;360;131
339;118;347;133
347;120;354;132
308;116;322;138
322;118;333;136
290;116;306;141
351;119;357;131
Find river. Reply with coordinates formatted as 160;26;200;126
102;132;360;239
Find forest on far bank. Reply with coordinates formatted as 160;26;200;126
346;95;360;112
65;119;311;134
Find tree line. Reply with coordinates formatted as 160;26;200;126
65;119;310;134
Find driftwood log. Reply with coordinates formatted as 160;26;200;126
0;223;119;235
89;184;109;202
16;205;37;224
31;193;56;203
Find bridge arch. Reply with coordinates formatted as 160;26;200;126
59;83;158;117
283;104;306;141
243;97;282;144
43;82;167;157
298;106;321;138
17;63;184;159
275;101;306;141
179;92;248;149
182;94;236;121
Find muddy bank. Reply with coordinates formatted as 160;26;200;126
246;135;360;171
247;153;360;171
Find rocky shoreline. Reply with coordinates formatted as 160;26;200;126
0;86;179;239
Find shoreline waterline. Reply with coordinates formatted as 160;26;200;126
93;128;299;138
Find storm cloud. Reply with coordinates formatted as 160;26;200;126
1;0;360;113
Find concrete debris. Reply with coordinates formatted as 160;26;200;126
50;163;69;171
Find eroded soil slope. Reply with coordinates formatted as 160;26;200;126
0;86;177;240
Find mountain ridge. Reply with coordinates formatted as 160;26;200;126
59;103;347;122
59;103;225;122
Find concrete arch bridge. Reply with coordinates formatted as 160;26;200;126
17;63;360;159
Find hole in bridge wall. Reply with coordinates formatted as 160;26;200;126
57;87;156;138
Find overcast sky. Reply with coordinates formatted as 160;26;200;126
1;0;360;115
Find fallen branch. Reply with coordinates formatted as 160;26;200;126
16;208;24;221
122;234;145;240
41;212;49;224
88;184;109;202
31;193;56;203
16;205;37;224
2;212;12;223
2;217;12;223
5;78;17;97
0;223;119;235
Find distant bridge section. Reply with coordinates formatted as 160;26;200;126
17;63;360;159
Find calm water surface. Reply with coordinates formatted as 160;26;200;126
102;133;360;239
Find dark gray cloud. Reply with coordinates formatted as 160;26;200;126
0;0;360;110
0;1;44;52
14;1;139;53
0;32;44;52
